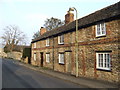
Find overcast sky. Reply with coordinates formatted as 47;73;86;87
0;0;119;47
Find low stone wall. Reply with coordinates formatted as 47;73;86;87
0;51;7;58
7;51;22;60
22;57;28;64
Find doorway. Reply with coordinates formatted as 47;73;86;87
40;52;43;67
65;52;71;73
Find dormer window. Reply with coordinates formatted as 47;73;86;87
96;22;106;37
46;38;50;46
58;35;64;44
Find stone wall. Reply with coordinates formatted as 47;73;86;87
7;51;22;60
31;19;120;83
0;48;7;58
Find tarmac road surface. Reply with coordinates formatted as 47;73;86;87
2;58;87;88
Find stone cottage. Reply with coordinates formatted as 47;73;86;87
31;2;120;83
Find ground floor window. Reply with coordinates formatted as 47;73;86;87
59;53;64;64
46;53;50;63
34;53;36;61
96;52;111;71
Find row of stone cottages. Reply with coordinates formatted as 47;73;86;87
31;2;120;83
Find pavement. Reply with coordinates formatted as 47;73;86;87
14;60;119;89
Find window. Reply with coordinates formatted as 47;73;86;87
59;53;64;64
96;52;111;70
96;22;106;37
34;53;36;61
46;38;50;46
46;53;50;63
58;35;64;44
33;43;36;48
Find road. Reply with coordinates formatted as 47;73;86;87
2;58;86;88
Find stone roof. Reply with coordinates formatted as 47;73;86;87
32;1;120;43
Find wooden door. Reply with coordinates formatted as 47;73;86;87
40;52;43;67
65;52;71;73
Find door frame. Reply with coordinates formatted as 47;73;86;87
40;52;44;67
65;50;72;73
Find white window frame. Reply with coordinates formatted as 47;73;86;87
59;53;64;64
96;52;111;71
58;35;64;44
96;22;106;37
34;53;36;61
46;38;50;46
46;53;50;63
33;43;36;48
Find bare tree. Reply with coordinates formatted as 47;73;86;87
1;25;27;52
33;30;40;39
44;17;64;31
32;17;64;39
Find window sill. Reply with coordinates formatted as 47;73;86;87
59;63;65;65
96;35;106;38
96;68;111;72
58;43;64;45
46;45;50;47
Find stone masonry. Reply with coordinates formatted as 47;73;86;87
31;2;120;84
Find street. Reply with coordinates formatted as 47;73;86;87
2;58;86;88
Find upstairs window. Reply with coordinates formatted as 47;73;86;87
58;35;64;44
96;22;106;37
96;52;111;71
46;38;50;46
46;53;50;63
59;53;64;64
33;43;36;48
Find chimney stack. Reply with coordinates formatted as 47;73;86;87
40;27;47;35
65;11;74;24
